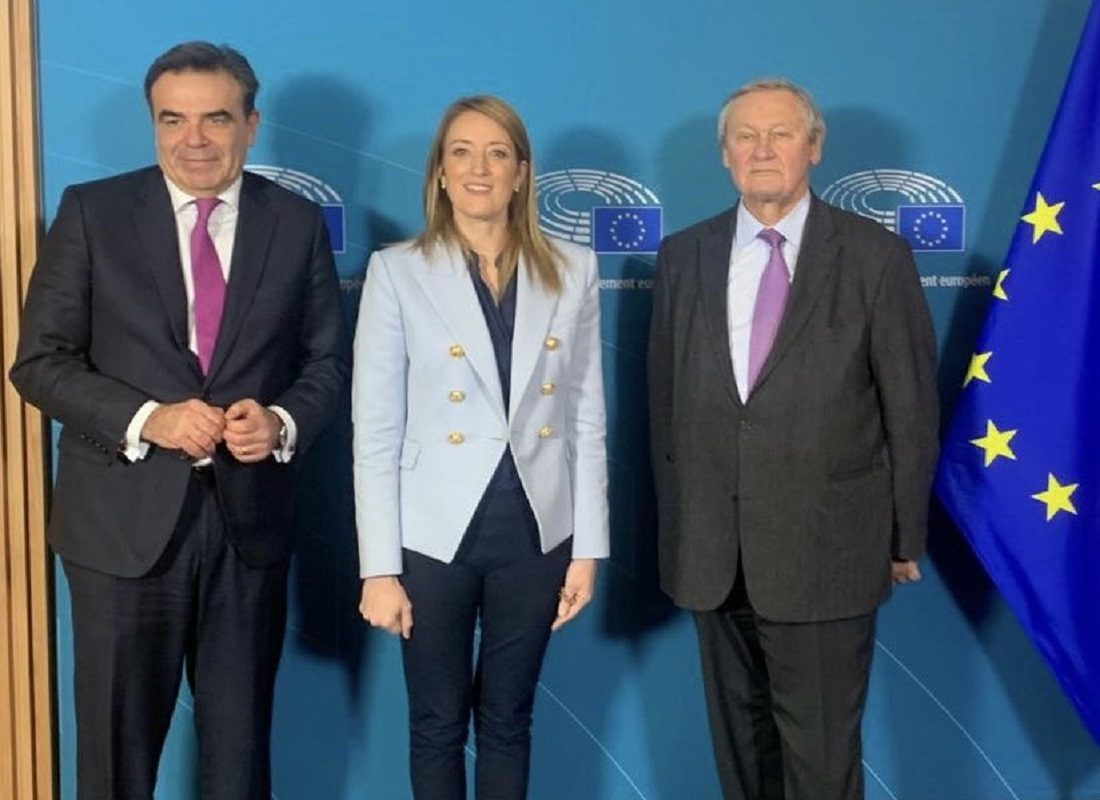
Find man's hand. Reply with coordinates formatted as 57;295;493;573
141;399;225;460
359;576;414;639
892;559;922;584
223;399;281;463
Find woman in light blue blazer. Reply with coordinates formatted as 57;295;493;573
353;95;609;800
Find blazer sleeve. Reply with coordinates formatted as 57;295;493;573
269;207;350;455
567;248;611;556
9;186;150;447
868;237;940;560
566;248;610;558
352;250;408;577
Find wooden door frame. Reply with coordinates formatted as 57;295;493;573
1;1;57;797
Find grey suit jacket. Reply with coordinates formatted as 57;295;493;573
648;195;938;620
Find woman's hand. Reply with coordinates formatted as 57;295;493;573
552;558;598;631
359;576;414;639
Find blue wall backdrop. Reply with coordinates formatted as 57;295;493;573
36;1;1100;798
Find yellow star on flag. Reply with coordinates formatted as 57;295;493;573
993;269;1010;301
1020;192;1065;243
963;352;993;387
1093;181;1100;191
969;420;1017;467
1031;473;1078;521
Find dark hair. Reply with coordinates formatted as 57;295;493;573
144;41;259;114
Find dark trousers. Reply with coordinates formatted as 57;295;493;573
693;568;875;800
399;486;571;800
62;470;289;800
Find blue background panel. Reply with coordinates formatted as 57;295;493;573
37;1;1100;797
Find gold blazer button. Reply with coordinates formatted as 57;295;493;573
537;425;553;439
448;390;466;402
449;344;466;358
543;336;560;351
539;382;556;396
447;431;466;445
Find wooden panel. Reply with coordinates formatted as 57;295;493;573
0;0;23;787
1;0;56;797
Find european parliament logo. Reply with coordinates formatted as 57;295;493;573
536;169;662;254
821;169;965;252
246;164;347;254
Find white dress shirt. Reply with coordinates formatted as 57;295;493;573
122;174;296;462
727;191;811;402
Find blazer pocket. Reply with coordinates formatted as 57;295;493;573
828;457;886;482
399;440;421;470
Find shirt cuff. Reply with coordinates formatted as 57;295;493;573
268;405;297;463
120;400;158;462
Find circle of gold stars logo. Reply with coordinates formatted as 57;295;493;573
910;210;951;248
606;211;648;250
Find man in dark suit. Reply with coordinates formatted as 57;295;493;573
648;78;938;799
10;42;347;799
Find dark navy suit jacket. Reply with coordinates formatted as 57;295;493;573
11;166;349;576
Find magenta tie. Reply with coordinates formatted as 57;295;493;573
190;197;225;374
747;228;791;393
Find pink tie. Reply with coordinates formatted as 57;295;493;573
190;197;225;374
747;228;790;393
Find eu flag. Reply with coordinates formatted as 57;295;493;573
935;0;1100;743
591;206;662;254
896;204;965;251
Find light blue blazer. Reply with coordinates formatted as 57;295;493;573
353;238;609;577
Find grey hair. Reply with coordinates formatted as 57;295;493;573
716;77;826;146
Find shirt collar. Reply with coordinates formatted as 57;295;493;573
734;190;811;252
164;173;243;214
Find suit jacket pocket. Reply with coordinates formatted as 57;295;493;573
821;464;892;551
827;456;885;481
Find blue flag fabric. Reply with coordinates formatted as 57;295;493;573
935;0;1100;744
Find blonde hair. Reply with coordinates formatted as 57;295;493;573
414;95;563;294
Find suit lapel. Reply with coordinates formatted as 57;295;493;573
133;169;190;359
409;245;507;421
696;210;741;405
206;173;276;383
752;195;837;392
510;255;558;420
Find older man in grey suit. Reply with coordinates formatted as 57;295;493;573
648;78;938;799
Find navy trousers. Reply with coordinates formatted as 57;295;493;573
399;485;571;800
63;469;288;800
